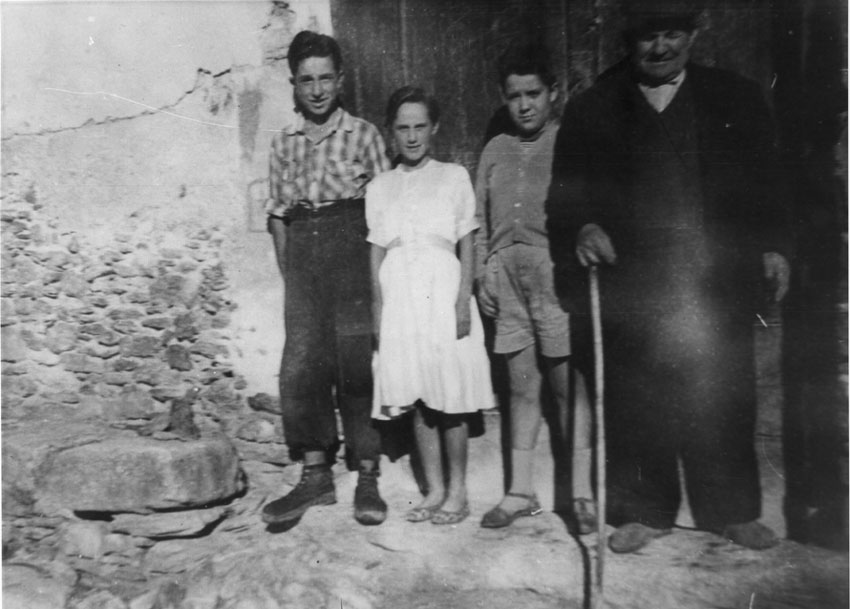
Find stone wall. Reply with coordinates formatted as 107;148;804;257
0;0;332;591
1;0;332;396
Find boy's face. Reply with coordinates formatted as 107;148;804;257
502;73;557;138
292;56;343;121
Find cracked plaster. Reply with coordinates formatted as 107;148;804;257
2;0;334;394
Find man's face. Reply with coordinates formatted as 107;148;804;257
292;56;343;121
502;74;557;138
632;29;696;85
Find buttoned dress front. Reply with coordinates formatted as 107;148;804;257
366;160;494;419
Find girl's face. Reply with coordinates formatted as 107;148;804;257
392;102;438;169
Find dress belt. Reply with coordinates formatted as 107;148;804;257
386;234;456;254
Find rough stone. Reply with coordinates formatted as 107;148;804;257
36;434;245;513
231;439;290;465
61;521;108;559
80;343;121;359
1;297;16;323
98;371;135;385
79;322;109;337
141;316;171;330
112;358;139;372
46;321;79;353
20;327;46;350
4;376;38;397
173;312;199;340
126;291;151;304
165;344;193;371
132;361;180;387
61;352;106;373
83;264;115;282
97;330;122;346
191;340;228;359
149;274;187;306
59;270;89;298
108;306;145;321
113;264;141;278
102;533;138;556
203;379;240;410
150;385;191;401
101;385;158;420
2;564;73;609
42;391;81;404
247;393;281;415
112;320;139;334
1;326;28;362
14;256;40;283
235;417;276;443
143;538;219;575
109;506;226;538
120;335;161;358
75;590;128;609
13;297;35;316
29;349;62;366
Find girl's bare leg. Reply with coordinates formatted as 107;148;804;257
412;406;446;510
441;418;469;512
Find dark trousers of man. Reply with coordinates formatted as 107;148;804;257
600;241;762;533
280;201;381;468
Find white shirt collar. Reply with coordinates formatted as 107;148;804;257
638;69;687;113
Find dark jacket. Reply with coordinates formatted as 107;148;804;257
546;61;790;314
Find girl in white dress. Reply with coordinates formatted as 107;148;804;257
367;86;494;525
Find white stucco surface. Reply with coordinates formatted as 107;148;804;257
1;0;331;134
2;0;334;394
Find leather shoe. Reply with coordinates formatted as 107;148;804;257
262;464;336;524
353;468;387;526
723;521;778;550
608;522;671;553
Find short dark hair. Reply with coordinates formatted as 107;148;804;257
496;41;556;90
385;86;440;127
287;30;343;76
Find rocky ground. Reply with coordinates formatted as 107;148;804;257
4;422;849;609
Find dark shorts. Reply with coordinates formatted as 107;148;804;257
481;243;570;357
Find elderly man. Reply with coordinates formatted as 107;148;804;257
546;3;790;553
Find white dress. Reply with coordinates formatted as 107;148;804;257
366;160;494;419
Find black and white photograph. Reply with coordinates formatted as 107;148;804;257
1;1;847;607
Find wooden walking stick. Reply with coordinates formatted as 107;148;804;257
589;265;607;609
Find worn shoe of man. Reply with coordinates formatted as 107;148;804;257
353;466;387;525
261;464;336;524
608;522;672;553
723;520;778;550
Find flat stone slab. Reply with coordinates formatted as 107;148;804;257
35;433;244;514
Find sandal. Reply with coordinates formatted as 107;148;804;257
406;504;442;523
480;492;542;529
431;502;470;525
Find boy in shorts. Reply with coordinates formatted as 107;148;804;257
474;41;594;531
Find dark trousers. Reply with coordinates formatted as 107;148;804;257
601;302;762;532
279;202;381;466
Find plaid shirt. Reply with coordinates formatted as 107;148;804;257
266;107;390;217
